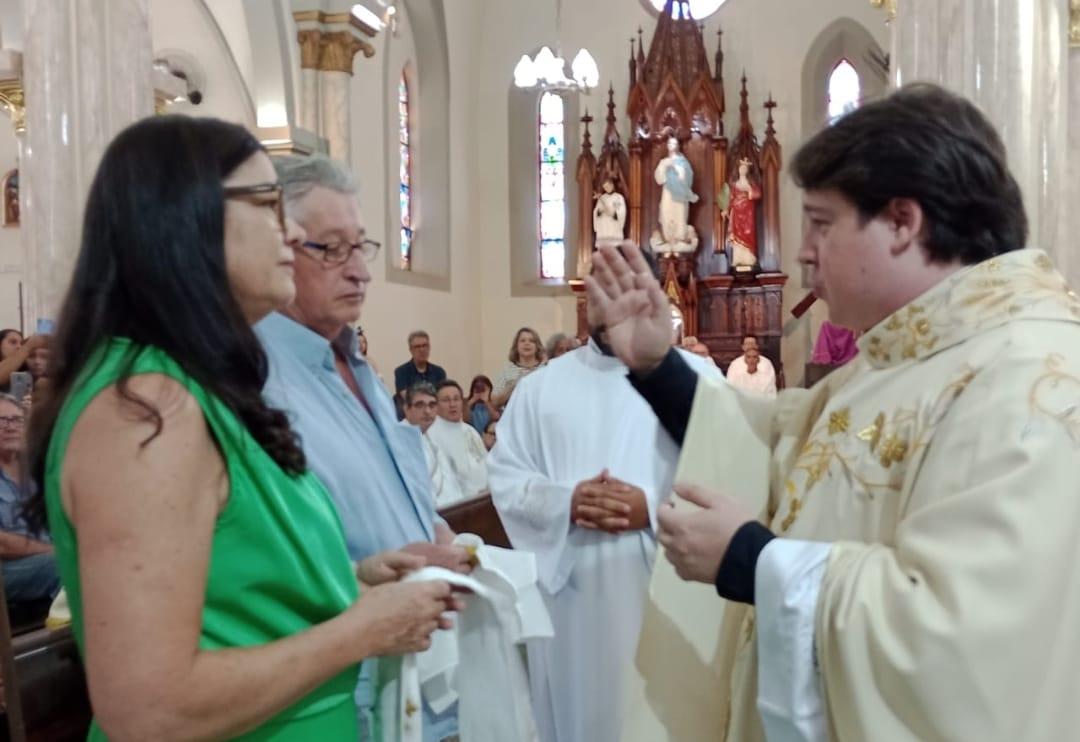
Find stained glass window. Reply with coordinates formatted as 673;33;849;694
399;71;413;270
827;59;861;124
649;0;727;19
538;91;565;279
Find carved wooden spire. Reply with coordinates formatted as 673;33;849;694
738;70;751;135
629;37;638;87
604;84;619;142
581;109;594;156
714;28;724;82
641;0;711;97
636;26;646;77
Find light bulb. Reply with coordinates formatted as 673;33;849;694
513;54;538;88
571;49;599;89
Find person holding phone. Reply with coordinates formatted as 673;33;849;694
24;116;458;741
0;331;47;393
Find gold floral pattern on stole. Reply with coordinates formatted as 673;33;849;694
776;368;976;534
859;251;1080;371
1028;354;1080;445
865;306;938;364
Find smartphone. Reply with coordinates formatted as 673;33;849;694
10;371;32;403
36;318;55;335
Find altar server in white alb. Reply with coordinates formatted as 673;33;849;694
427;380;489;498
488;265;720;742
588;83;1080;742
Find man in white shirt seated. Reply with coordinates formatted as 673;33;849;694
725;334;777;398
402;382;467;508
427;380;489;498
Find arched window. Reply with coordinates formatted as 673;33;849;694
827;59;861;124
398;70;413;270
647;0;727;19
538;91;566;280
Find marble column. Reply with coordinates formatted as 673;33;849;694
889;0;1068;271
1067;5;1080;285
21;0;153;324
292;11;376;162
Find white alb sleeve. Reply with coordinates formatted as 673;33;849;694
755;538;831;742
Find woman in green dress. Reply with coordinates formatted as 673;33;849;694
24;116;457;741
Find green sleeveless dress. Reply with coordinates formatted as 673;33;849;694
44;339;361;740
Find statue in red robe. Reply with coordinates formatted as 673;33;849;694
722;157;761;270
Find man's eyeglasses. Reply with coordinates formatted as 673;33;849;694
299;238;381;266
223;183;286;233
0;416;24;429
410;400;438;411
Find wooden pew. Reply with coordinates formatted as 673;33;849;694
438;493;512;548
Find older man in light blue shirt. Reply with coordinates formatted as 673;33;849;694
257;155;467;742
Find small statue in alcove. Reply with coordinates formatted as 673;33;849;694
718;157;761;271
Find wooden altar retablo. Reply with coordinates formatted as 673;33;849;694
571;0;788;383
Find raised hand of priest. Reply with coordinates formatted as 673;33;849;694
356;549;427;586
584;241;672;376
657;483;754;584
402;541;473;574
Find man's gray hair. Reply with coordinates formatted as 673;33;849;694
273;155;359;209
0;393;24;410
405;382;438;406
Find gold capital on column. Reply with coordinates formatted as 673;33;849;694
298;29;323;70
318;31;375;74
869;0;897;22
0;80;25;134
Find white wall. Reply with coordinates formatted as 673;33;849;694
349;1;484;386
150;0;255;125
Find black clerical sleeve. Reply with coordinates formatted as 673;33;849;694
713;521;775;604
626;348;698;445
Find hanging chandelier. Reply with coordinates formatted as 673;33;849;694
513;0;599;92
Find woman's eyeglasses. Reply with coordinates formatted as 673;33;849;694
223;183;286;233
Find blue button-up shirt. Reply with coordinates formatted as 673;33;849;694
0;468;34;538
257;313;455;741
257;312;435;557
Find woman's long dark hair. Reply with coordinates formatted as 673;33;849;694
25;115;305;530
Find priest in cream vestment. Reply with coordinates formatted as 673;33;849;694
586;84;1080;742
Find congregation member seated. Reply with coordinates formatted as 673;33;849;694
491;326;546;408
545;332;573;360
428;380;489;499
481;419;498;452
463;374;499;435
26;117;456;741
403;382;466;508
393;330;446;410
725;333;777;398
256;154;469;741
0;394;58;622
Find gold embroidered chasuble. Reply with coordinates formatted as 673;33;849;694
623;249;1080;742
